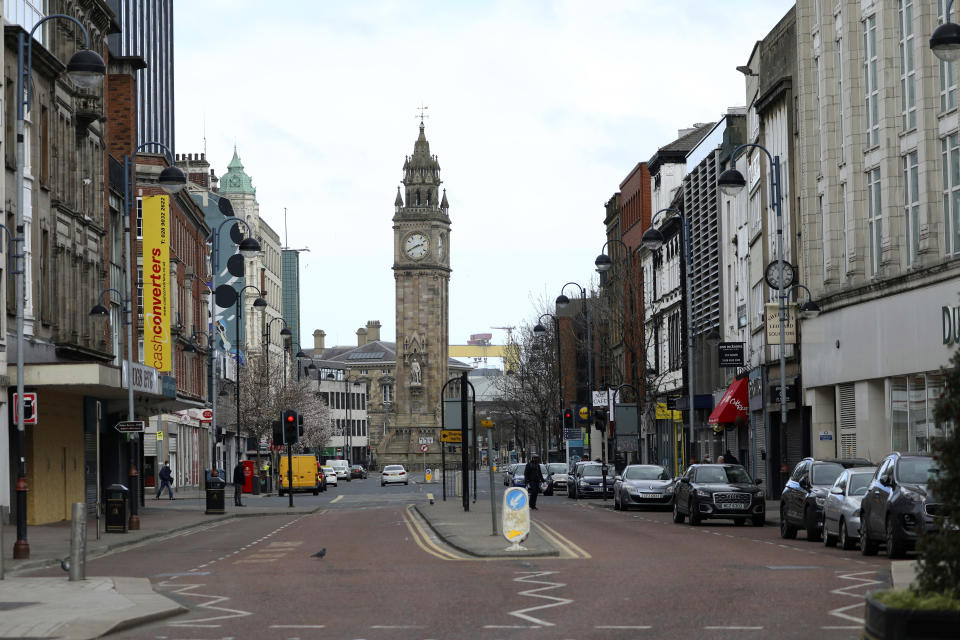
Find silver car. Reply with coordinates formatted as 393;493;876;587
613;464;674;511
546;463;569;493
822;466;877;550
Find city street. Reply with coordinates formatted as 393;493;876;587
26;476;891;639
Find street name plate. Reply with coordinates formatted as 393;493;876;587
115;421;145;433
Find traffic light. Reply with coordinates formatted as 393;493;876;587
297;413;305;439
282;409;299;444
271;420;282;445
563;408;573;428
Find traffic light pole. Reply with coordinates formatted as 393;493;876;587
287;444;294;508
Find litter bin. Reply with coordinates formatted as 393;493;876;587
205;470;225;515
105;484;129;533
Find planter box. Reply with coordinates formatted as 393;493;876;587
865;594;960;639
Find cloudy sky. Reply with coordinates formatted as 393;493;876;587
175;0;794;357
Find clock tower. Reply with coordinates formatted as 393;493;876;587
389;122;451;466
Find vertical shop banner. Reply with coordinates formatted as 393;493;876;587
142;195;171;371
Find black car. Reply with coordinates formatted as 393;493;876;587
350;464;368;479
779;457;871;541
672;464;765;526
569;463;614;499
860;452;939;558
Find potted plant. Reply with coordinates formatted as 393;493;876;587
863;347;960;638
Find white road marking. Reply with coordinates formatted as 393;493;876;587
331;495;344;503
484;625;541;629
270;624;326;628
369;625;426;629
828;570;883;624
704;626;764;630
596;625;653;629
505;571;573;627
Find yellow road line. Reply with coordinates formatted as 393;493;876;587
330;495;343;504
402;505;465;561
533;520;591;559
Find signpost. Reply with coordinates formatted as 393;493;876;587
13;392;37;425
420;443;428;476
114;421;145;433
440;429;462;443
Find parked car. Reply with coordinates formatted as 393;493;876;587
672;464;765;526
613;464;674;511
350;464;368;479
822;466;877;550
779;457;871;540
860;452;939;558
381;464;409;486
546;463;569;493
320;465;338;487
569;462;615;499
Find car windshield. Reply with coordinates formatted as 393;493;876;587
548;463;566;474
624;466;669;480
848;472;873;495
898;457;936;484
384;465;404;472
695;466;753;484
812;463;844;485
581;465;609;477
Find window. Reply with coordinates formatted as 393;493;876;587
136;198;143;238
943;133;960;255
903;151;920;265
863;15;880;147
820;195;828;275
892;374;949;453
382;384;393;403
840;183;849;273
899;0;917;130
837;30;846;163
866;167;882;275
940;0;958;112
667;310;681;371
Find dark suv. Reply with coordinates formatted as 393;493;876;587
859;452;939;558
780;457;871;541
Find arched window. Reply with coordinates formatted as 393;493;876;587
426;190;431;205
416;190;421;205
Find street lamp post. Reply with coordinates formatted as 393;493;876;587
533;313;562;459
13;13;105;559
718;144;791;489
208;217;262;476
641;207;695;474
234;286;267;463
264;317;292;381
931;0;960;61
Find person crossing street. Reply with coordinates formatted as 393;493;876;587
524;454;545;510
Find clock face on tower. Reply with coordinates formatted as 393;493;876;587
404;233;429;259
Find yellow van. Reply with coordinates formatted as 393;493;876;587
277;454;322;496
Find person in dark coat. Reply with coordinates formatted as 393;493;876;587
156;461;174;499
233;460;245;506
524;455;545;510
724;450;739;465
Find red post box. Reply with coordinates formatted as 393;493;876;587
242;460;255;493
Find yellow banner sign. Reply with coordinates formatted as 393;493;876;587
440;429;463;443
142;195;171;371
765;303;797;345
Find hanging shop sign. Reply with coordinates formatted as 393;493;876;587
142;195;172;371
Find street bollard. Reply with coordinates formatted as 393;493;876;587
69;502;86;581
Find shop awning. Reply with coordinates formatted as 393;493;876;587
708;377;748;424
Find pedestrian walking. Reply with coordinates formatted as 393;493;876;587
233;460;245;506
716;455;725;464
524;455;545;510
156;460;174;500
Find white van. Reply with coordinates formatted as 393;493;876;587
326;459;351;482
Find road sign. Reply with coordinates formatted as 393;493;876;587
418;436;434;445
502;487;530;548
480;419;494;428
440;429;462;443
114;420;145;433
200;409;213;421
14;392;37;425
420;443;429;453
563;428;581;440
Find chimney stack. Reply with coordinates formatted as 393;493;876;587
366;320;381;342
313;329;325;351
357;327;368;346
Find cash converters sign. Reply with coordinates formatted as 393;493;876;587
142;195;171;372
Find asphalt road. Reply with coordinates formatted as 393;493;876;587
30;476;891;639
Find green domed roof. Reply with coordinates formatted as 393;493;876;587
220;147;256;195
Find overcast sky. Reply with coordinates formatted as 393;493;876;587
175;0;795;359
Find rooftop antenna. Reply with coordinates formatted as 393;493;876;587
202;113;207;155
284;207;288;248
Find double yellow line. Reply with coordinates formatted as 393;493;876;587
401;504;590;561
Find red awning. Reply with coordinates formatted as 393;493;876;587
708;377;749;424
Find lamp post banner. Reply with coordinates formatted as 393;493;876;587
142;195;171;371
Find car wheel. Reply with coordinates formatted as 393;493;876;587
672;499;685;524
823;522;837;547
381;482;385;487
733;518;745;526
804;506;822;542
780;506;798;539
405;481;409;485
886;516;907;559
688;499;701;526
751;513;765;527
613;492;620;510
839;519;855;550
860;519;879;556
313;488;319;496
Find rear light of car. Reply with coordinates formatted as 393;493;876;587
399;471;406;475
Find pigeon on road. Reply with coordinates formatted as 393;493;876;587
312;548;326;558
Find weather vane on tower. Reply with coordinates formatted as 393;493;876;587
416;103;429;124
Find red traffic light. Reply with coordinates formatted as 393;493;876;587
563;409;573;419
286;414;295;422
